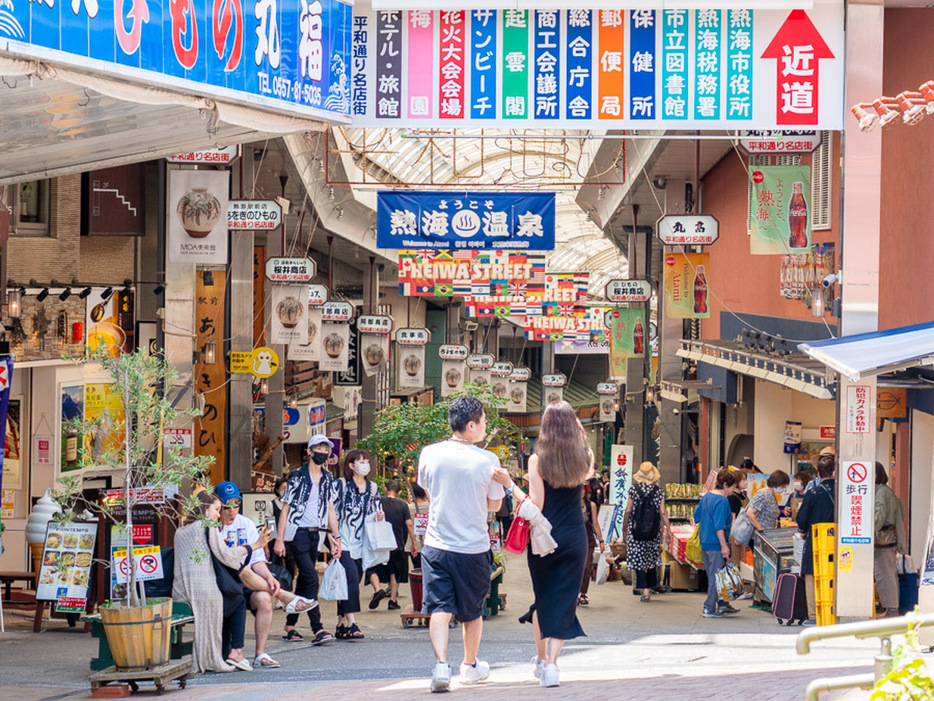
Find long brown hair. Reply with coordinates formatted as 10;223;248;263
534;401;593;488
185;490;220;524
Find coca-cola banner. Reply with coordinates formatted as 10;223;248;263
663;252;711;320
608;309;646;379
749;165;812;255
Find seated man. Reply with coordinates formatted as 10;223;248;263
217;481;313;668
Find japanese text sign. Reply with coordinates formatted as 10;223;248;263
395;328;430;346
321;301;354;322
466;354;494;369
840;461;873;545
846;385;871;434
740;130;821;153
657;215;719;246
749;165;811;255
228;200;282;230
266;257;316;282
439;344;469;361
606;279;651;303
609;444;634;508
608;308;645;378
491;361;514;377
542;373;566;387
378;192;555;250
2;0;353;120
113;546;165;584
357;315;393;334
351;6;844;129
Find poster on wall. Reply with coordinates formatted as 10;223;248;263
3;395;22;491
320;323;350;373
750;165;812;255
663;252;710;319
86;287;135;356
271;286;308;345
288;307;322;362
84;384;127;463
61;385;84;472
167;170;230;264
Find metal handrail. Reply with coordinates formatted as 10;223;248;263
797;612;934;701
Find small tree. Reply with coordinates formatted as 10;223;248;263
357;383;520;479
55;349;213;608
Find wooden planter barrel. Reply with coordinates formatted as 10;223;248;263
99;598;173;671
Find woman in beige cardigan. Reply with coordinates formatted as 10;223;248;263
874;462;907;619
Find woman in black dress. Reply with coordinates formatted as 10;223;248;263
506;401;592;688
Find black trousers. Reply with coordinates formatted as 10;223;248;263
285;528;324;631
635;568;658;591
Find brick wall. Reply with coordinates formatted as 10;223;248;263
80;236;136;283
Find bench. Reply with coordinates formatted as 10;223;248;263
0;571;37;603
82;602;194;671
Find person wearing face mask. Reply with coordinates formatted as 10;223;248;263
333;449;384;640
790;470;813;522
745;470;791;538
274;434;341;645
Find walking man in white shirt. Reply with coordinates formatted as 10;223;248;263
417;396;507;692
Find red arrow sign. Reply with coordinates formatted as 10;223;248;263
761;10;834;126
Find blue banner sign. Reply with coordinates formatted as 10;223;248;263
377;191;555;250
0;0;352;119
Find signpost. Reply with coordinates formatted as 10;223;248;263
657;215;720;246
266;257;316;283
605;279;652;303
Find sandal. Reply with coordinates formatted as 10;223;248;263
578;594;589;606
311;629;334;646
640;594;652;603
335;624;349;640
226;657;252;672
345;623;365;640
253;653;280;669
285;596;317;614
282;629;303;642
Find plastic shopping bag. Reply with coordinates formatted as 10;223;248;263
595;554;610;586
715;563;744;602
320;559;348;601
685;525;702;564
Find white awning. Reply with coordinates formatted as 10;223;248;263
798;321;934;382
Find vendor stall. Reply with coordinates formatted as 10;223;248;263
753;527;799;603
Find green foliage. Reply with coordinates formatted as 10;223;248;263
870;609;934;701
54;348;214;608
356;383;519;479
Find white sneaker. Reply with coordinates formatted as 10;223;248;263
430;662;451;693
531;657;545;680
459;659;490;684
540;663;560;688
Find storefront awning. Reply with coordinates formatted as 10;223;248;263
678;339;834;400
798;321;934;382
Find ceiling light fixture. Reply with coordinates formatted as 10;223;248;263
78;286;92;300
36;287;49;302
58;287;72;301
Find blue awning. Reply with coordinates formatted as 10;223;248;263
798;321;934;382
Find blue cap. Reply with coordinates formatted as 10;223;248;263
216;481;241;503
307;434;332;450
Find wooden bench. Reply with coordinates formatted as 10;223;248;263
0;571;37;603
82;602;194;671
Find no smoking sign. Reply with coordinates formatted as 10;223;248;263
840;461;872;545
113;546;164;584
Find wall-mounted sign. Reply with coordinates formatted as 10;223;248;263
439;344;469;361
657;215;720;246
542;374;567;387
597;382;619;395
846;385;871;434
164;428;192;450
466;354;495;369
266;257;317;283
167;147;239;164
6;1;353;120
840;460;873;545
228;200;282;230
491;361;514;377
307;284;328;307
820;425;836;440
351;7;845;130
358;315;394;334
508;368;532;382
740;130;822;153
606;279;652;303
396;328;430;346
321;301;355;322
230;347;280;378
334;317;362;386
378;192;556;250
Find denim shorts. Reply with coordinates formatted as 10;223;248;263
420;545;492;623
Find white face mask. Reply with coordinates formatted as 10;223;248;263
793;481;803;492
352;462;371;477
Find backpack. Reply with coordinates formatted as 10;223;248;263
631;484;660;541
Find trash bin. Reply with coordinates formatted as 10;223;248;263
409;568;423;611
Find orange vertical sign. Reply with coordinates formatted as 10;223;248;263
195;270;227;487
597;10;625;120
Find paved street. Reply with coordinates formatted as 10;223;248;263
0;554;889;699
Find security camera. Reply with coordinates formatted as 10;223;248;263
672;408;680;415
821;273;839;289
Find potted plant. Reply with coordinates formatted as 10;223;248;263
55;349;212;671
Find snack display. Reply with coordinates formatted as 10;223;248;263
665;482;703;499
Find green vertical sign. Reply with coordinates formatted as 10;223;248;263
502;10;530;119
749;165;811;255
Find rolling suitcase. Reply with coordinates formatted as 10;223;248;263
772;572;808;626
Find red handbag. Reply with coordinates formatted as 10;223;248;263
504;498;530;553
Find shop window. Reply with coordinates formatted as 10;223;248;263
11;180;51;236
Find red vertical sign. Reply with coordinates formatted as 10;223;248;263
439;11;466;118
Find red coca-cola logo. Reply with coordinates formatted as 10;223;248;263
752;170;765;184
665;255;676;267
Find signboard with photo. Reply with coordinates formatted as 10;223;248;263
663;252;711;319
320;323;350;373
167;170;230;264
37;521;97;610
288;307;322;362
271;285;308;345
361;333;390;378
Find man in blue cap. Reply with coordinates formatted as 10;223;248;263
274;434;341;644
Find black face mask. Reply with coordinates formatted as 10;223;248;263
311;452;329;465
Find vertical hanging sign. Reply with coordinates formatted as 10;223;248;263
376;11;403;120
351;13;370;117
566;10;593;121
440;344;469;397
607;309;645;379
439;10;466;119
471;10;497;119
502;10;530;120
597;10;625;120
694;9;722;120
749;165;812;255
195;270;227;488
407;11;434;118
466;353;494;388
661;9;689;120
359;315;393;378
629;10;656;121
726;10;754;120
664;252;711;319
533;11;560;120
396;328;429;389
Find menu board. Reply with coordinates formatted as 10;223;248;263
37;521;97;612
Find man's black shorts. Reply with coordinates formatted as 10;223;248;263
420;545;492;623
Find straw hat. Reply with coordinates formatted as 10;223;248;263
819;445;836;456
633;461;660;484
